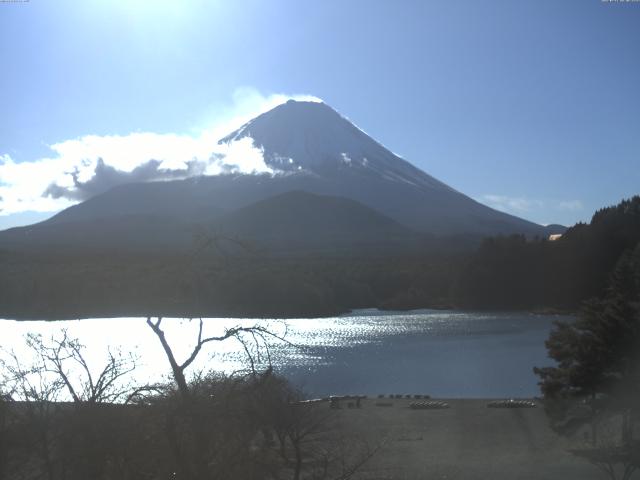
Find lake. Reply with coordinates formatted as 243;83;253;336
0;310;567;398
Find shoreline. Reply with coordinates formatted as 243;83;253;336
1;306;576;322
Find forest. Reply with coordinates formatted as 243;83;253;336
0;196;638;319
455;196;640;311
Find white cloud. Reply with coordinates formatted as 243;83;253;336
478;194;543;214
479;194;585;224
0;89;322;216
557;200;583;211
0;154;77;214
205;137;270;175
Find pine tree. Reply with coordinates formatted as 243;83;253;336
535;244;640;400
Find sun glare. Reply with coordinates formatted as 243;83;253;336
112;0;193;19
88;0;216;31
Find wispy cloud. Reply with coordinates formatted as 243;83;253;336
0;88;322;216
478;194;543;214
479;194;585;225
557;199;583;211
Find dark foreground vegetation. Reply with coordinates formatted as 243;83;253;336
0;320;379;480
1;196;639;319
0;378;378;480
533;234;640;480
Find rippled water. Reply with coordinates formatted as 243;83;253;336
0;310;567;398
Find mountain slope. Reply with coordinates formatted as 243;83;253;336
1;100;557;254
214;190;424;254
218;100;548;236
0;214;197;252
0;191;426;254
220;100;453;191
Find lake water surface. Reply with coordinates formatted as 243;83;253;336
0;310;568;398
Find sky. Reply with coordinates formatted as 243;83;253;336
1;0;639;229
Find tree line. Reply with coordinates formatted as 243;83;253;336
455;196;640;311
1;197;638;318
529;199;640;480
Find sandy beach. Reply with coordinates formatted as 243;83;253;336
330;398;602;480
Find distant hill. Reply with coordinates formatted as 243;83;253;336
0;214;196;253
0;191;428;255
213;190;425;254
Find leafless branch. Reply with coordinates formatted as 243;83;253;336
19;331;138;404
146;316;289;397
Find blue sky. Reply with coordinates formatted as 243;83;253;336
1;0;639;229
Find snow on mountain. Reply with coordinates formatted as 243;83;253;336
216;100;546;236
2;99;551;241
219;100;453;192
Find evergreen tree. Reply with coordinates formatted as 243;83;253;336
534;243;640;468
534;244;640;402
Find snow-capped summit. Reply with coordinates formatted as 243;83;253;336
216;99;552;236
8;99;556;243
220;100;370;173
220;100;452;192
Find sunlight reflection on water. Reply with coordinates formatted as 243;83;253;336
0;310;569;398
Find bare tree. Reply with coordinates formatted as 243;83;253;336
23;330;137;404
571;445;639;480
145;316;288;480
146;316;284;397
0;345;65;480
0;331;143;480
0;320;381;480
272;398;382;480
569;414;640;480
0;391;9;480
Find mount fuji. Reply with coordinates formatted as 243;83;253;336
0;100;557;254
218;100;547;236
